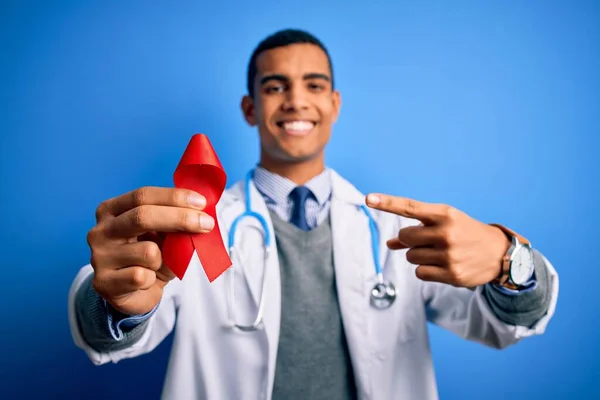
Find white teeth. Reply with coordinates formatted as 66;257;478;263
282;121;315;135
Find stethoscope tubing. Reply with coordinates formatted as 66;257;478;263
226;170;397;332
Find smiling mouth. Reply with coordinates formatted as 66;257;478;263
276;120;316;136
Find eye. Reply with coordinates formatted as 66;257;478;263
264;84;286;94
308;82;325;92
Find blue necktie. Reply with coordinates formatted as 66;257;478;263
289;186;312;231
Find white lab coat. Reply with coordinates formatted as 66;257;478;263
68;170;559;400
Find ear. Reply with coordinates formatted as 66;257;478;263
241;95;257;126
331;90;342;123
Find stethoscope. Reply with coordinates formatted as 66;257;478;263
226;170;396;332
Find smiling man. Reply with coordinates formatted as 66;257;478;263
241;38;340;184
69;29;559;400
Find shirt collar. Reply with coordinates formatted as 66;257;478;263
253;165;332;206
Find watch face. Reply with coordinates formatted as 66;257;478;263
510;246;535;285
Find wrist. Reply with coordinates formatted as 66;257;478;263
490;225;512;282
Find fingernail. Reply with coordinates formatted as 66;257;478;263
367;194;380;205
189;194;206;208
199;215;214;230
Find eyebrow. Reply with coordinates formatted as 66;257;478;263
259;73;331;86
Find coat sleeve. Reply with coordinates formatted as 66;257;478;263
67;264;181;365
388;214;560;350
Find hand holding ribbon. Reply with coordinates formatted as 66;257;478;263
161;134;232;281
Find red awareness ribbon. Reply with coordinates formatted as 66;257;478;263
161;134;232;282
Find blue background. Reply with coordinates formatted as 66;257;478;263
1;1;598;398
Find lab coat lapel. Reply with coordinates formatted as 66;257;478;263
229;178;281;394
329;171;373;398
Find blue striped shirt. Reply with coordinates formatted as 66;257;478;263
252;166;332;229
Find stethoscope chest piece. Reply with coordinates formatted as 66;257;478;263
370;281;397;309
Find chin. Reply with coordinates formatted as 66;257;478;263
279;149;324;163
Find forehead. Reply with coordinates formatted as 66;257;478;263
255;43;331;78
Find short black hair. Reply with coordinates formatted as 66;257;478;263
246;28;334;98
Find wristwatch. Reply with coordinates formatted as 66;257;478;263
490;224;536;289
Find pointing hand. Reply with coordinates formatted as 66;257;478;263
366;193;511;288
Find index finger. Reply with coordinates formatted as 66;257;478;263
97;186;207;221
366;193;448;225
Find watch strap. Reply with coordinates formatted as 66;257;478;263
489;223;530;245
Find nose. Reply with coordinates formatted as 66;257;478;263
281;84;309;112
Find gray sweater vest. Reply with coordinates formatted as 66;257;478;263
269;211;358;400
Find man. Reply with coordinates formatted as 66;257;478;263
69;29;558;399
